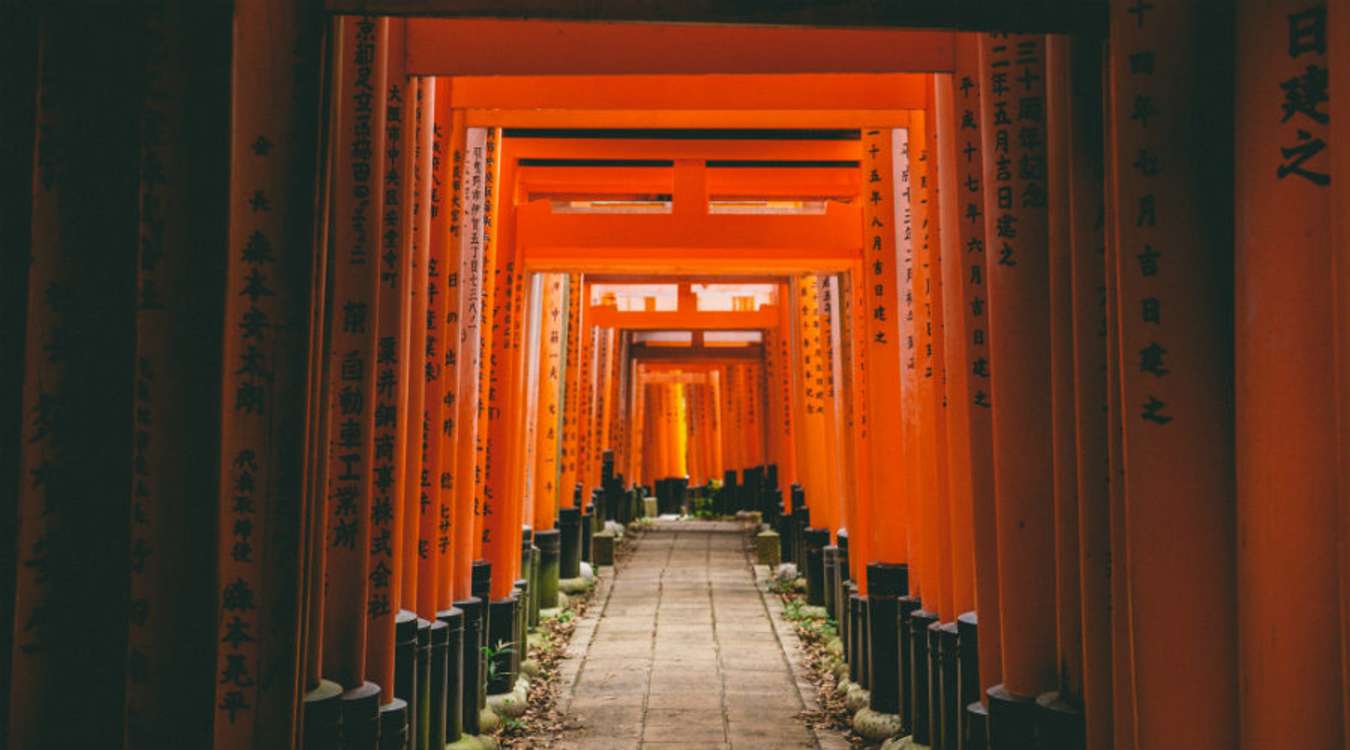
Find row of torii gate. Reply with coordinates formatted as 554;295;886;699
7;3;1350;750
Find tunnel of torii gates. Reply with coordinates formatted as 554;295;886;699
3;2;1350;750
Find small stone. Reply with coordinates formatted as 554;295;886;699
792;577;807;593
478;706;502;734
579;561;595;580
852;706;903;741
559;576;592;595
445;735;484;750
845;683;870;713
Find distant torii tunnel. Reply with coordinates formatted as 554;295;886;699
3;3;1349;750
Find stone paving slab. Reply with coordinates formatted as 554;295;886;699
557;519;834;749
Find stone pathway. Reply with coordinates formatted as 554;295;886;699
555;521;823;749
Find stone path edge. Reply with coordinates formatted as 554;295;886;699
752;559;853;750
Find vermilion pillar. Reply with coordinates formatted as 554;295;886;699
1044;35;1084;715
471;128;500;565
533;274;565;530
934;73;977;626
1236;2;1341;747
401;76;434;610
1062;32;1111;750
979;33;1057;733
1333;0;1350;741
1108;2;1237;746
321;14;387;694
482;126;521;600
365;16;411;702
451;126;489;599
863;128;904;569
923;83;956;625
416;77;451;620
558;275;583;505
951;32;1003;710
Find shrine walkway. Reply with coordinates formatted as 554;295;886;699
555;521;844;750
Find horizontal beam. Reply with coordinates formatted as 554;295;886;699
523;250;855;276
517;200;861;253
452;74;928;110
517;165;862;201
403;19;955;75
588;306;778;330
504;137;862;162
632;345;764;363
470;109;912;130
329;1;1107;34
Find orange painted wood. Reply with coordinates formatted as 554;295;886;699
366;17;411;698
483;124;526;600
1060;33;1111;748
468;108;911;129
401;76;435;609
1108;2;1237;744
532;274;565;529
452;126;491;598
450;73;930;111
558;275;583;506
509;137;862;164
774;286;800;487
576;322;596;496
934;74;977;619
434;108;466;610
1333;0;1350;741
320;14;388;691
861;126;906;569
1045;36;1083;701
1103;71;1135;749
414;77;452;620
840;264;871;575
908;108;940;607
979;33;1056;698
951;34;1002;697
518;199;862;274
405;19;954;76
1236;1;1341;746
471;127;501;568
10;24;74;748
924;98;957;622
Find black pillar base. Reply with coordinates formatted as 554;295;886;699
437;607;465;743
470;560;492;717
378;697;409;750
393;610;418;740
1035;691;1085;750
987;684;1038;750
301;679;343;750
486;597;516;694
966;700;990;750
847;586;865;686
866;562;908;715
428;620;449;748
558;508;582;579
511;580;528;682
936;621;960;750
339;681;381;750
414;618;432;749
580;511;593;563
455;597;484;736
908;609;938;745
897;595;920;734
957;611;980;747
835;532;850;663
803;527;829;606
536;528;561;609
822;545;839;620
